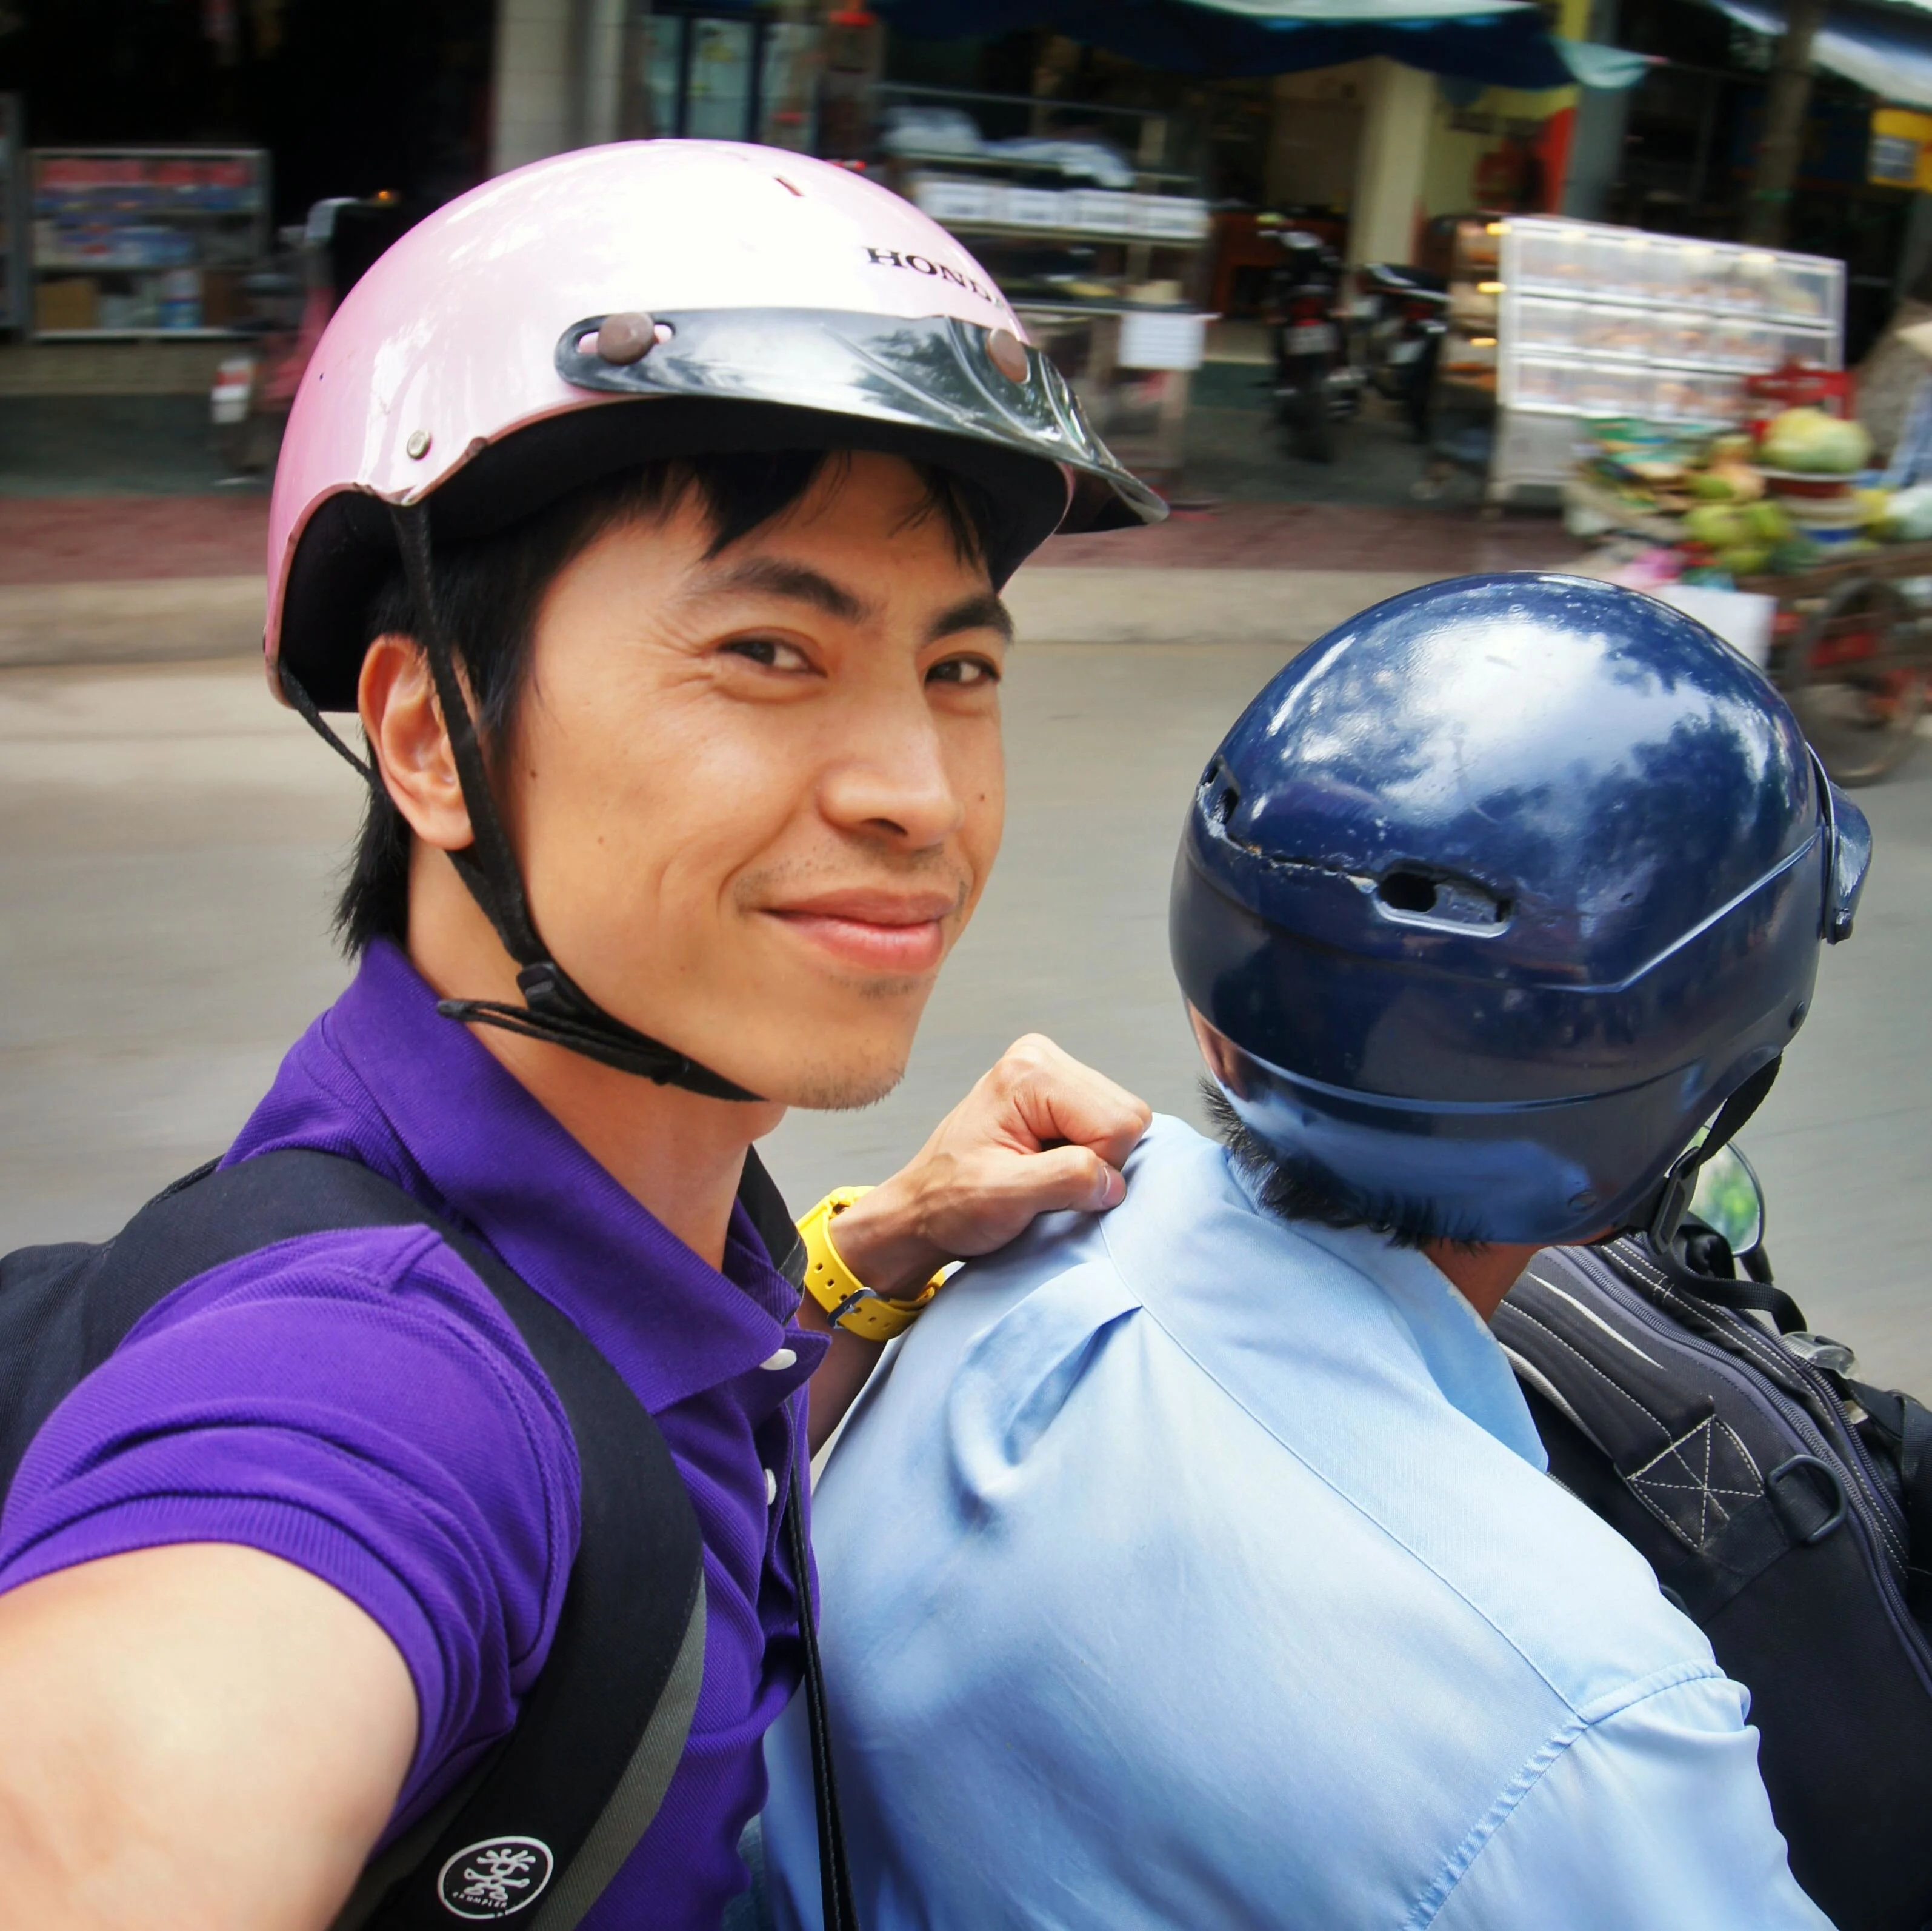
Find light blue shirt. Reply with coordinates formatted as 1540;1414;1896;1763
764;1115;1826;1930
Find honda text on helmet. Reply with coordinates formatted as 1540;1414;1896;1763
1172;573;1873;1247
267;140;1163;1095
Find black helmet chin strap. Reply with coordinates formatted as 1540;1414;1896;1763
1641;1055;1781;1249
287;501;760;1103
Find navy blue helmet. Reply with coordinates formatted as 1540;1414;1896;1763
1171;573;1873;1246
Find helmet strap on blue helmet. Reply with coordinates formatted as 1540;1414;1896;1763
1644;1056;1782;1251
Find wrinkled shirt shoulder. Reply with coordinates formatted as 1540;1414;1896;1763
764;1115;1825;1930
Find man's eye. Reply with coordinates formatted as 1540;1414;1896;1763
722;637;811;672
928;656;1001;688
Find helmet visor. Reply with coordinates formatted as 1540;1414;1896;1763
555;307;1166;540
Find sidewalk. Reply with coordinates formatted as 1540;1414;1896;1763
0;494;1581;669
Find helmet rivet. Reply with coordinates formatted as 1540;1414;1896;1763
987;327;1029;384
405;429;432;460
596;311;658;366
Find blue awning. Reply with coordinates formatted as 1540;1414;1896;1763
880;0;1644;87
1708;0;1932;110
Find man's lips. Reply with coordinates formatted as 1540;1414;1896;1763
761;887;961;975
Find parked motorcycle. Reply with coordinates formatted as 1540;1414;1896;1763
1355;260;1450;441
1267;227;1357;464
212;193;411;476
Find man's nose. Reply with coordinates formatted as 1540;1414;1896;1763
818;701;966;850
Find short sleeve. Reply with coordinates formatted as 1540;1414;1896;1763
1428;1671;1831;1930
0;1224;581;1828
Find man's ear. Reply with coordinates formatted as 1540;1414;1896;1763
358;634;475;852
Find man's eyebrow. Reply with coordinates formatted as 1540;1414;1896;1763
928;591;1014;645
691;556;874;625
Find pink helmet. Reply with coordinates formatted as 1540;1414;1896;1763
267;139;1164;710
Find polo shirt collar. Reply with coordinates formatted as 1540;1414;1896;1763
324;941;816;1412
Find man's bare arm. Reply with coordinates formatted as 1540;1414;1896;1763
0;1542;418;1931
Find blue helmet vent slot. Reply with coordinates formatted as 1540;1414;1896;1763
1201;759;1242;830
1374;869;1510;931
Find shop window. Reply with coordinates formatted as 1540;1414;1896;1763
635;8;818;150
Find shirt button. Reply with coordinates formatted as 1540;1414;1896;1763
760;1347;799;1372
764;1467;779;1507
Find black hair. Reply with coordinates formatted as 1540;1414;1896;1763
1201;1082;1488;1253
336;449;1001;953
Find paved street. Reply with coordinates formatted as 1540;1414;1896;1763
2;636;1927;1392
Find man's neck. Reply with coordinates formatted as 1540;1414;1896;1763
1421;1239;1542;1324
406;873;784;1270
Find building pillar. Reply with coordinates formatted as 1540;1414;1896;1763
491;0;626;175
1562;0;1629;218
1348;59;1434;266
491;0;575;174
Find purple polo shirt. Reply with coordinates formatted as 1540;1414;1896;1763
0;939;828;1929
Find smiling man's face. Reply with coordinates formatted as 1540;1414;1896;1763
499;450;1011;1110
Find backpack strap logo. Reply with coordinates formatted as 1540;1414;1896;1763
437;1838;555;1919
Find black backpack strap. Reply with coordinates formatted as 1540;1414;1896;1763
740;1146;808;1289
28;1148;705;1930
1849;1383;1932;1617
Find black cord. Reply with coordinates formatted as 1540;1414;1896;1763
785;1458;860;1931
279;665;376;785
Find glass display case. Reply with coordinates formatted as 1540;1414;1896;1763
636;10;820;150
1473;215;1845;503
1500;216;1840;430
29;146;270;340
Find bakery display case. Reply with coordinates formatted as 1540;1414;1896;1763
1475;215;1843;504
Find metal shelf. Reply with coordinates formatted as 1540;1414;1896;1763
1010;296;1198;317
935;219;1205;247
33;325;247;340
1513;345;1817;377
1510;279;1835;333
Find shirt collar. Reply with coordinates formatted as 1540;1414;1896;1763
314;941;816;1410
1223;1150;1548;1470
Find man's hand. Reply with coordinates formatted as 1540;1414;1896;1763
833;1035;1152;1297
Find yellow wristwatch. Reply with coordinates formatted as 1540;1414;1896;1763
798;1187;943;1343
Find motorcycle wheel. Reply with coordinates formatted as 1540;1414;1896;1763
215;413;268;476
1784;576;1926;785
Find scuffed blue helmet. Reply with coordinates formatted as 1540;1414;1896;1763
1171;574;1873;1246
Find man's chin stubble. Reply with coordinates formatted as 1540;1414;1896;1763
783;1050;910;1112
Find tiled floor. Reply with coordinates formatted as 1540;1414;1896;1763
0;495;270;584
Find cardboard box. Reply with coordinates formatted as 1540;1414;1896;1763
1068;190;1136;234
1131;196;1211;241
911;175;993;226
36;275;98;331
1003;187;1067;228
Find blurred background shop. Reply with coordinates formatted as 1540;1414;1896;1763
7;0;1932;496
